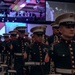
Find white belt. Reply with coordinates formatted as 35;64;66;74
25;62;45;66
14;53;23;56
1;64;8;67
8;70;17;73
56;68;75;74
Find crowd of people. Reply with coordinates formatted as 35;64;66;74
0;12;75;75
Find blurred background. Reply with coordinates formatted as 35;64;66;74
0;0;75;39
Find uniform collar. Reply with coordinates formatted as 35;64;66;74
60;38;73;44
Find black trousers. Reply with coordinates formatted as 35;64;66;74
14;55;24;75
29;65;49;75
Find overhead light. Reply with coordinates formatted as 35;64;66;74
33;6;37;9
20;3;26;8
33;5;45;11
55;7;58;10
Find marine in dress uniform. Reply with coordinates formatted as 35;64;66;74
2;33;13;63
48;23;61;74
9;30;18;67
13;26;29;75
49;13;75;75
48;23;60;46
2;33;13;75
25;26;50;75
9;30;18;55
24;32;31;75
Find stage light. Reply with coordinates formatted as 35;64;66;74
20;3;26;8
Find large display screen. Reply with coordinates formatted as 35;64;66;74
46;1;75;21
5;22;27;33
